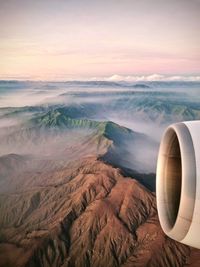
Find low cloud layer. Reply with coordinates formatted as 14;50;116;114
97;74;200;82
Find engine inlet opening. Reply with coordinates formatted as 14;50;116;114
164;129;182;229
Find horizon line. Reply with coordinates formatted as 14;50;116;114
1;73;200;83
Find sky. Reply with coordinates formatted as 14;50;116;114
0;0;200;80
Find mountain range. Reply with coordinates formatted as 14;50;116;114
1;81;200;267
1;157;200;267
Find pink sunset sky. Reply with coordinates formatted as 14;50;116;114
0;0;199;81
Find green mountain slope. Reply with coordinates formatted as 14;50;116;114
0;109;157;178
30;109;133;139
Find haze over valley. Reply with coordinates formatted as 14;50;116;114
1;80;200;266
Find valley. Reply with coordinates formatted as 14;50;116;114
0;80;200;266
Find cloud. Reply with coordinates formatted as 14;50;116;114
1;73;200;82
99;74;200;82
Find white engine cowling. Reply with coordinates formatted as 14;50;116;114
156;121;200;249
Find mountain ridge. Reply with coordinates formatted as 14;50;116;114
1;157;199;267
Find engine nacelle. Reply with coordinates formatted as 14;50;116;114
156;121;200;249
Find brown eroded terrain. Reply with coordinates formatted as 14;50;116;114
0;157;200;267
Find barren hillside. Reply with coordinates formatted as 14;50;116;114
0;157;199;267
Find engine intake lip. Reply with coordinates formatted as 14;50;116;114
156;122;196;241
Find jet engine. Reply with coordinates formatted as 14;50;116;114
156;121;200;249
